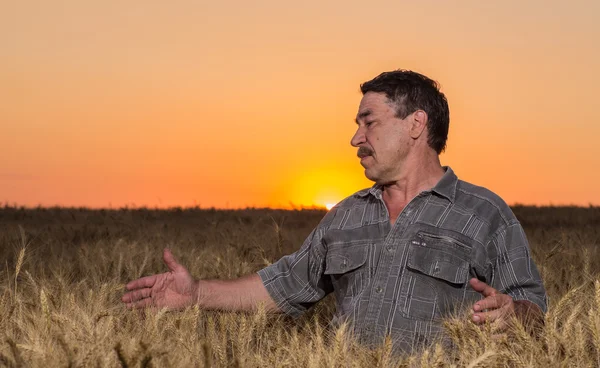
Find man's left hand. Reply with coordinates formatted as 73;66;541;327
469;278;514;327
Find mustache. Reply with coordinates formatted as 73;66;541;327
357;147;373;158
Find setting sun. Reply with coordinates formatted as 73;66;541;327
325;203;336;210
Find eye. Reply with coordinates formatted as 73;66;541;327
365;121;374;127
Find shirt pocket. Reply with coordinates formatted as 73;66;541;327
324;245;369;305
400;232;471;321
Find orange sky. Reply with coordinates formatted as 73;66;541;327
1;1;599;209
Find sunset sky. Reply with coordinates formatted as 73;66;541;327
1;1;599;209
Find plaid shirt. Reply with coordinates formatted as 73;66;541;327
258;166;547;352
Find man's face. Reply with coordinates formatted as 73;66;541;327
351;92;412;184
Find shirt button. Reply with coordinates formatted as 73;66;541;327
375;286;383;293
386;246;394;252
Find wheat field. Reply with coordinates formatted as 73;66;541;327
0;205;599;367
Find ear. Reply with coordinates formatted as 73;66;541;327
409;110;427;139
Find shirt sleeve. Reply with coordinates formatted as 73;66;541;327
487;222;548;313
257;212;335;318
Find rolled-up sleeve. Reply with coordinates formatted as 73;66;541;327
488;222;548;313
257;212;335;318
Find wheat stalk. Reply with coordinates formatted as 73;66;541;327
236;314;250;365
114;342;130;367
57;334;74;368
13;247;25;299
466;350;496;368
271;216;285;254
40;288;51;331
550;282;586;329
512;316;534;353
6;339;24;367
0;352;15;368
376;334;393;368
592;280;600;367
432;343;445;367
574;321;586;367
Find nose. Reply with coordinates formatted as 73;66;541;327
350;126;365;147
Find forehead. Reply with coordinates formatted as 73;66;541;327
356;92;394;120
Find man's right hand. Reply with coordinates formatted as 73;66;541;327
122;248;199;310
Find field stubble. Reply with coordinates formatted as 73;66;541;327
0;205;599;367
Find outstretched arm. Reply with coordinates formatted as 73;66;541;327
196;273;278;312
122;248;279;312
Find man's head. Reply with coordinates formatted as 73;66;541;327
351;70;449;184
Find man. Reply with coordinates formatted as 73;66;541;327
122;70;547;352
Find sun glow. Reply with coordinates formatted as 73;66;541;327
268;164;372;210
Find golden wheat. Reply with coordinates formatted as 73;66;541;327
0;206;599;366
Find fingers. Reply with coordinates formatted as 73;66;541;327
469;278;497;297
470;293;515;327
473;294;508;312
126;275;157;291
472;308;504;324
122;287;152;303
163;248;184;273
126;249;179;290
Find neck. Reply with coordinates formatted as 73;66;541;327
381;154;445;206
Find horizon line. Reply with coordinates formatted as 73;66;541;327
2;203;599;211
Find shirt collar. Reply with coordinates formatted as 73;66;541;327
356;166;457;203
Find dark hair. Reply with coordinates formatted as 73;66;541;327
360;70;450;154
